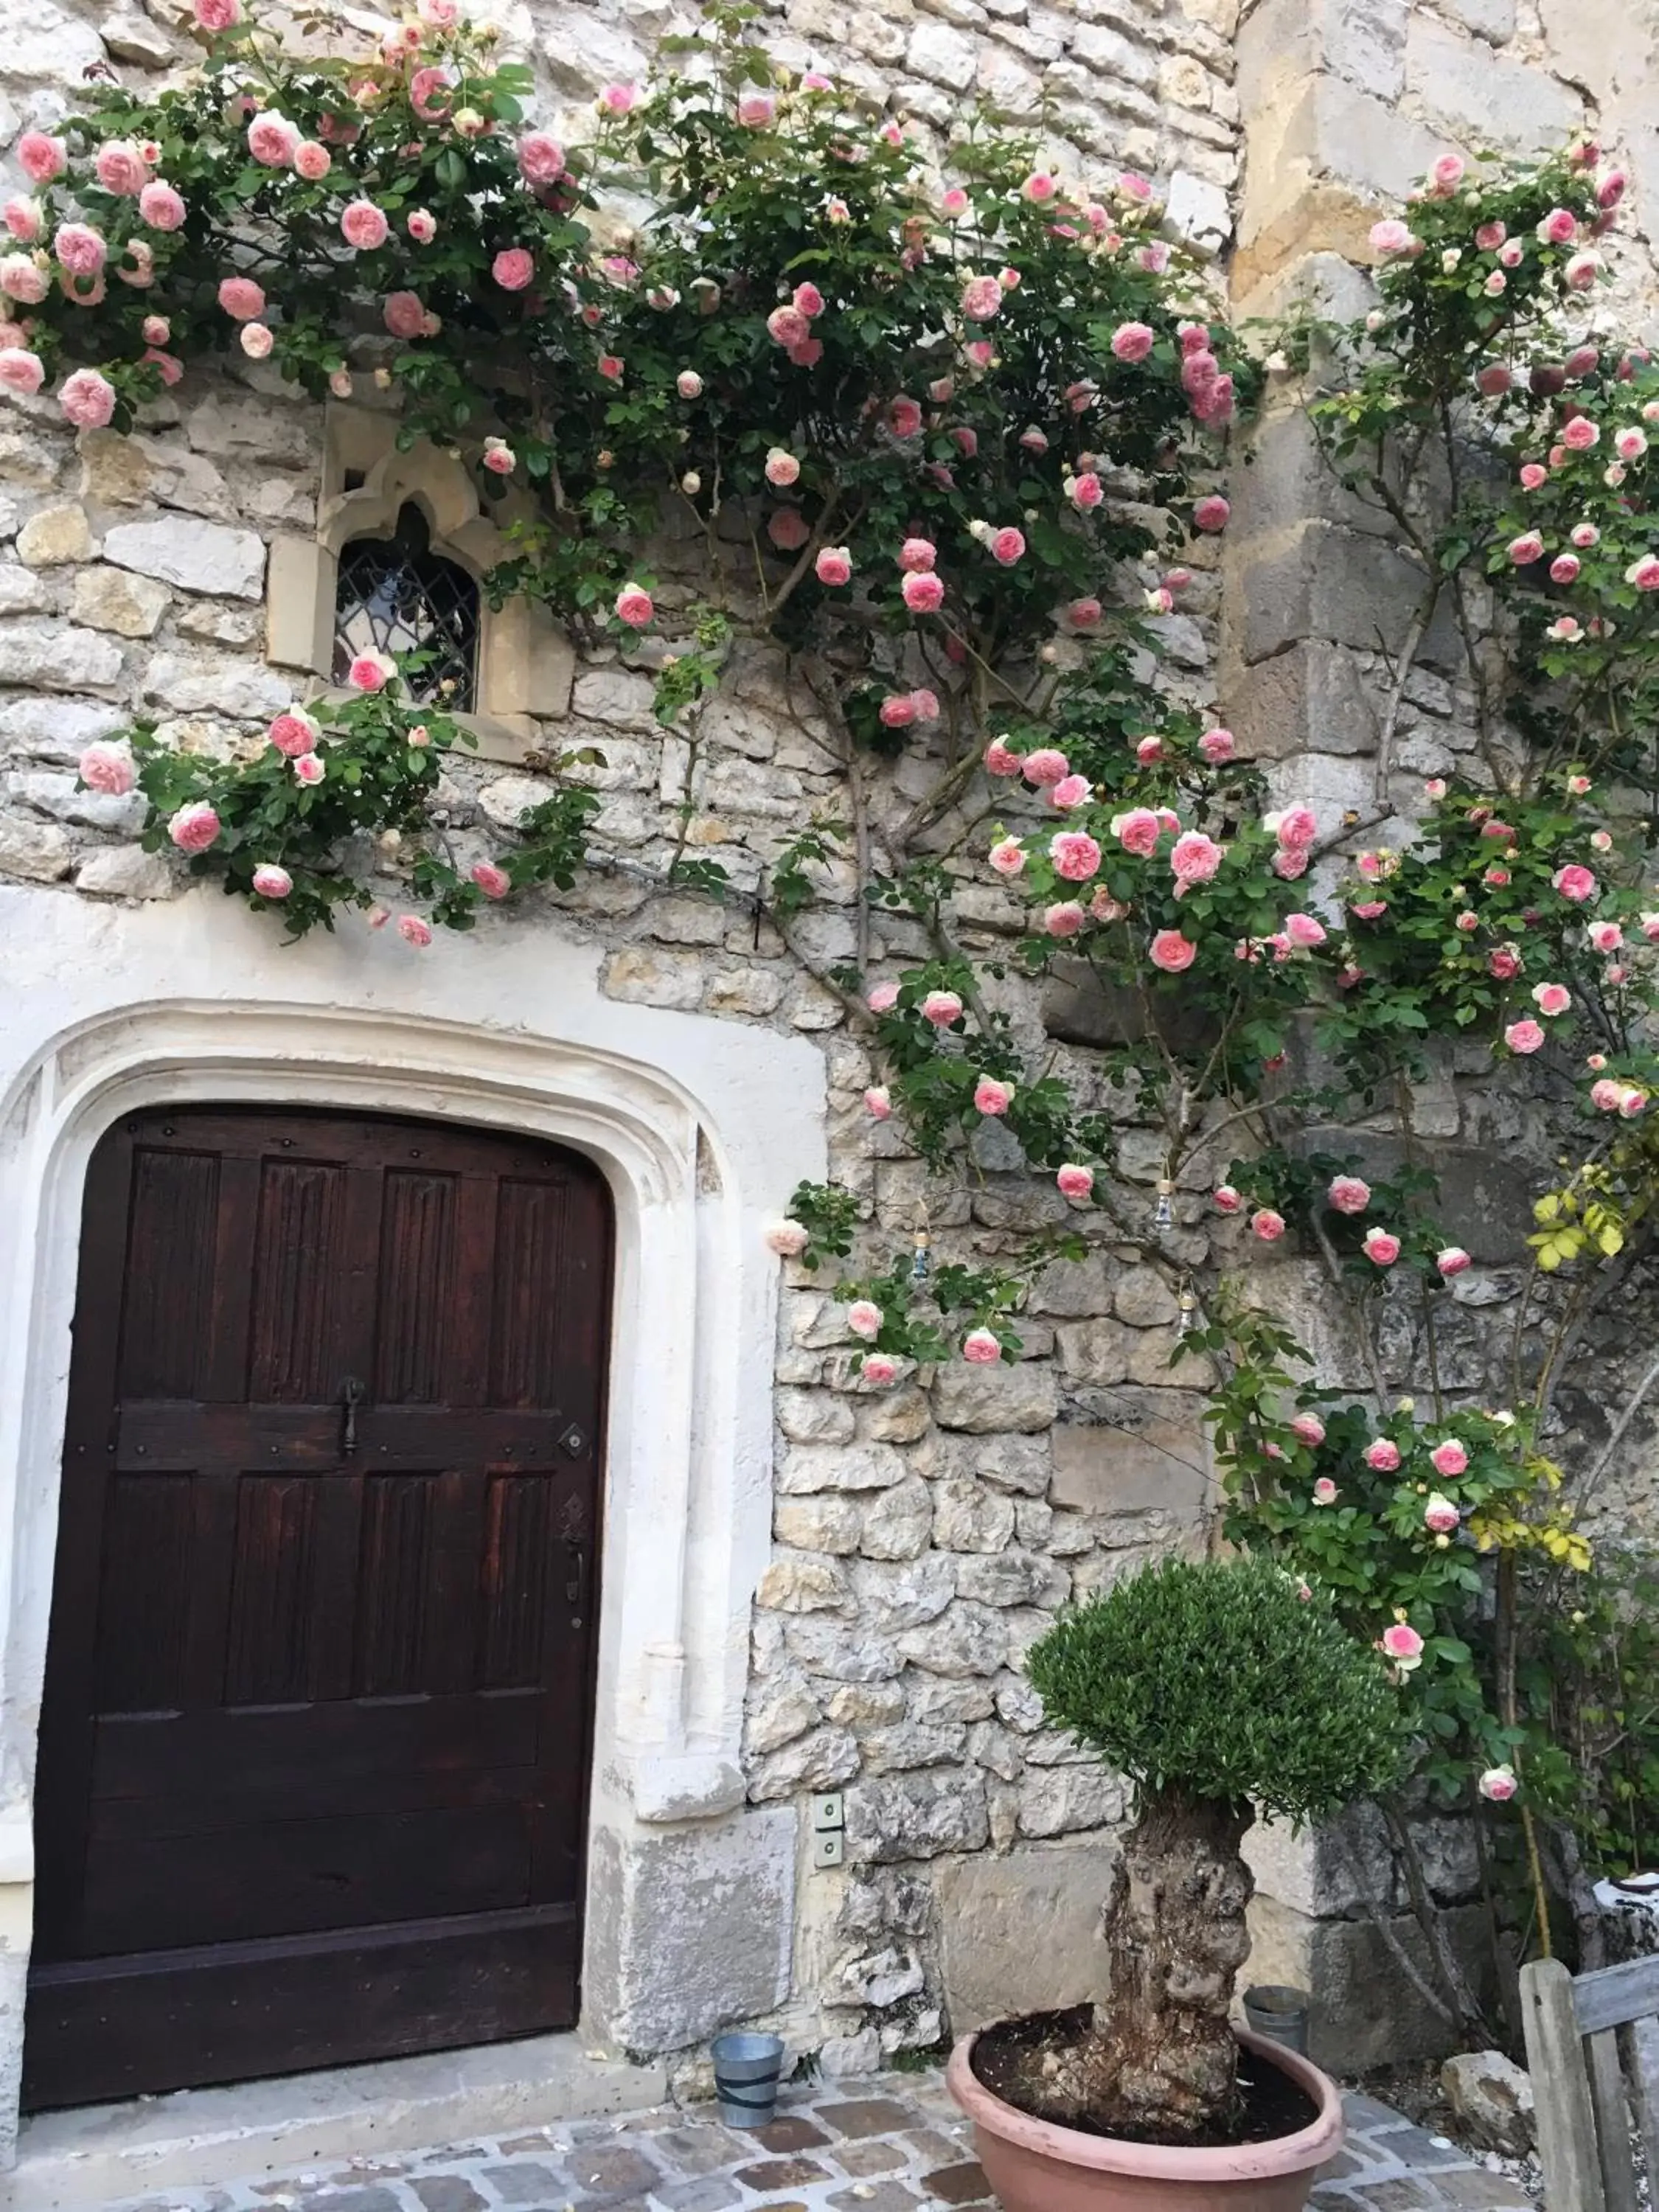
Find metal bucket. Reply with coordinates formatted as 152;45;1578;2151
1242;1983;1312;2056
712;2030;786;2129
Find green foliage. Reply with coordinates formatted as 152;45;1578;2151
1026;1554;1408;1825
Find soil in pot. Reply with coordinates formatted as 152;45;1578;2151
970;2007;1321;2151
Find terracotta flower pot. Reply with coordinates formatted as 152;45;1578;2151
946;2026;1344;2212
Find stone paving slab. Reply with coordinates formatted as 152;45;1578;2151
84;2069;1532;2212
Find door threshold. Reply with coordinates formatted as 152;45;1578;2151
5;2036;668;2211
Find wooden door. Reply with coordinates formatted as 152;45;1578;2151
25;1106;611;2111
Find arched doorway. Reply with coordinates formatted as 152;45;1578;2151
25;1105;612;2110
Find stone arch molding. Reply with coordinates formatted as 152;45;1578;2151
264;400;575;757
0;889;824;2117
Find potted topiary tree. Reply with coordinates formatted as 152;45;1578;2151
947;1554;1406;2212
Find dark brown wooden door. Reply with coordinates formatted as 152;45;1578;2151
25;1106;611;2111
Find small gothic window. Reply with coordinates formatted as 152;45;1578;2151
333;501;479;710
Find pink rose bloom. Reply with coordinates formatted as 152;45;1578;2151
240;321;274;358
1213;1185;1242;1214
215;274;264;320
1111;321;1155;363
939;187;968;218
268;710;319;757
293;139;332;181
1044;901;1086;936
1562;416;1599;451
1284;912;1326;948
846;1298;883;1340
397;212;436;251
902;571;945;613
984;741;1022;779
1198;727;1234;764
899;538;936;573
2;198;41;243
169;801;221;852
487;246;533;290
138;179;187;232
1518;464;1548;491
878;694;917;730
1068;597;1102;628
1362;1227;1401;1265
79;741;136;794
737;94;775;126
248;112;299;165
1054;1164;1093;1201
1380;1621;1424;1663
1428;1247;1470;1281
18;133;66;183
864;1086;891;1119
1532;981;1571;1017
1050;831;1102;883
1591;1077;1627;1112
467;860;510;901
1068;471;1104;512
921;990;963;1026
1327;1175;1371;1215
1312;1476;1338;1505
614;582;654;628
813;546;852;587
1565;251;1600;291
1479;1765;1518;1803
1150;929;1197;973
961;1327;1001;1366
1475;364;1511;396
1369;218;1413;254
973;1076;1013;1117
1539;206;1578;245
1171;830;1222;883
1430;1439;1469;1477
1506;532;1544;565
1051;773;1091;810
765;447;801;487
55;224;107;277
765;1220;809;1257
1193;495;1230;532
1486;946;1520;981
1289;1412;1326;1448
1110;808;1159;858
397;914;434;948
1615;427;1649;461
888;396;923;439
1628;556;1659;591
482;440;515;476
1272;805;1318;851
867;981;900;1013
1424;1493;1461;1534
194;0;239;24
251;863;293;900
348;650;396;691
1553;863;1597;902
383;291;428;340
1550;552;1582;584
766;305;810;349
517;133;565;184
990;527;1026;566
293;753;325;786
95;141;150;195
1588;921;1623;953
1506;1018;1546;1054
598;81;638;113
0;347;42;395
331;198;389;255
860;1353;898;1388
58;368;116;428
766;508;810;553
1363;1438;1402;1472
961;274;1003;321
1022;748;1069;787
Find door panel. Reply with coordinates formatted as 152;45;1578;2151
26;1107;611;2110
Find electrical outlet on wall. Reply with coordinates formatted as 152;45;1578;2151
812;1830;845;1868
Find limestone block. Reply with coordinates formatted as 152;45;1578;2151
894;1600;1009;1677
141;651;288;719
0;810;72;880
778;1441;908;1495
477;774;548;830
1236;0;1407;109
919;1430;1052;1496
775;1494;863;1556
955;1551;1069;1610
1234;75;1441;279
185;392;316;469
0;623;124;693
930;1360;1057;1433
74;846;177;900
937;1843;1116;2031
745;1673;822;1756
1245;1893;1499;2069
966;1719;1023;1781
1235;520;1438;669
1050;1414;1209;1517
848;1556;956;1634
844;1770;990;1863
1113;1267;1179;1328
745;1724;860;1801
858;1476;933;1562
1029;1254;1112;1318
0;0;102;87
1230;408;1398;549
860;1722;968;1774
572;667;661;730
72;566;170;639
785;1618;906;1681
905;18;978;85
705;967;784;1018
103;517;265;599
910;1678;995;1724
777;1388;855;1446
995;1674;1045;1733
0;566;44;616
10;768;144;835
1054;1317;1135;1386
586;1812;793;2051
1228;641;1380;763
757;1557;849;1614
1405;15;1578;152
1284;1130;1536;1264
17;504;94;567
931;1476;1017;1555
100;12;175;65
1042;959;1220;1055
1441;2050;1535;2156
826;1681;908;1728
0;695;125;762
861;1388;931;1446
1018;1764;1126;1837
1166;168;1231;251
600;947;704;1011
1068;18;1158;83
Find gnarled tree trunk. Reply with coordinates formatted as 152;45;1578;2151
1040;1785;1256;2140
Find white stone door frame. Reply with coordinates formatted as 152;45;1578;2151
0;886;824;2149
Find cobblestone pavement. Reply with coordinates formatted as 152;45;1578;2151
97;2072;1534;2212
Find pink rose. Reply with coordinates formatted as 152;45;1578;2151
1284;912;1326;948
1352;901;1388;922
1110;321;1155;362
252;863;293;900
1539;206;1578;245
1519;464;1547;491
248;113;299;166
1562;416;1599;451
615;582;654;628
1363;1439;1402;1471
0;347;42;395
1479;1766;1517;1803
1475;364;1512;397
1550;553;1582;585
867;981;900;1013
1290;1412;1326;1447
1532;981;1571;1017
58;368;116;428
1436;1247;1471;1276
1507;531;1545;565
293;139;332;181
878;694;916;730
348;650;395;691
1505;1018;1546;1054
482;439;515;476
217;274;265;321
1589;921;1623;953
765;447;801;487
1368;218;1413;255
1045;902;1086;937
1068;471;1104;512
767;508;810;552
1270;806;1318;852
138;180;186;231
1430;1439;1469;1477
169;801;221;852
860;1353;898;1387
846;1298;883;1340
1111;808;1161;858
921;990;963;1026
79;741;136;794
240;321;274;359
815;546;852;586
961;274;1003;321
902;571;944;613
2;198;41;243
766;305;810;349
1068;597;1102;628
1022;748;1069;787
470;861;511;900
1553;863;1597;902
973;1077;1013;1117
984;741;1022;779
383;291;428;340
1627;556;1659;591
1057;1164;1093;1200
987;838;1026;880
492;247;533;291
18;133;66;184
193;0;240;25
268;711;319;757
961;1328;1001;1364
1193;495;1230;532
1615;428;1649;462
900;538;936;573
598;80;637;113
1487;946;1520;980
1170;830;1222;883
1425;1495;1461;1534
864;1085;891;1119
1380;1621;1424;1664
1327;1175;1370;1215
397;914;434;948
1363;1227;1401;1265
517;133;565;184
293;754;326;785
888;396;923;439
737;94;775;126
1312;1476;1338;1504
1150;929;1197;973
95;141;150;195
1214;1186;1242;1214
990;527;1026;566
1198;727;1235;764
405;210;437;246
2;256;48;306
55;224;107;277
1049;831;1102;883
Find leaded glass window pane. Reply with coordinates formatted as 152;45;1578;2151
333;501;479;710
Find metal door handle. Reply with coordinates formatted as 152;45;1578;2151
565;1540;585;1626
339;1376;365;1456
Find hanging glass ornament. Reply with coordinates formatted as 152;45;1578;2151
1177;1281;1198;1337
911;1205;931;1285
1154;1175;1176;1230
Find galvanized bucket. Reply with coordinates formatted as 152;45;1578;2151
1242;1983;1312;2056
711;2030;786;2129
